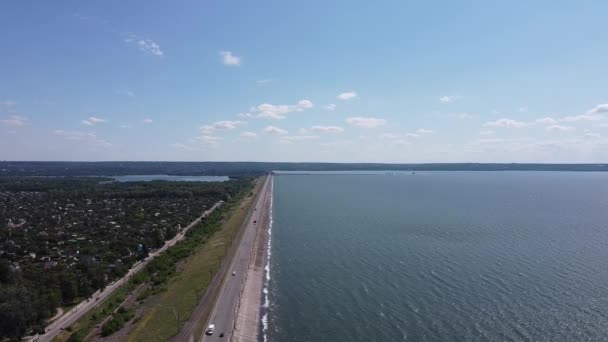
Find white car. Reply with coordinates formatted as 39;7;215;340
206;324;215;335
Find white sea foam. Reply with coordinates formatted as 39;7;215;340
261;177;273;341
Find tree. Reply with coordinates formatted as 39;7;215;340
78;276;93;299
0;285;36;338
0;258;11;283
59;271;78;302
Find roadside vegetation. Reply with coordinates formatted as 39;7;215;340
54;279;138;342
101;307;135;337
127;179;261;341
53;178;258;341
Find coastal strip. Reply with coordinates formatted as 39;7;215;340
172;177;267;342
232;176;273;342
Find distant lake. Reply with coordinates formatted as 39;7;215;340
111;175;229;182
268;171;608;342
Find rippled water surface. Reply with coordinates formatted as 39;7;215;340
267;172;608;342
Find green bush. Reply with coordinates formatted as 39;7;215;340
67;329;85;342
100;308;135;337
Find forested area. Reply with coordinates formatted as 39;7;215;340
0;176;253;339
1;161;607;177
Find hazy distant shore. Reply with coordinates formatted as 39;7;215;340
2;161;608;177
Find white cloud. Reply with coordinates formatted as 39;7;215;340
297;99;314;109
546;125;574;132
200;120;245;134
254;99;313;120
81;116;107;126
535;117;558;125
142;118;153;124
137;39;163;56
559;113;603;122
172;134;224;150
310;125;344;133
323;104;337;111
346;116;386;128
53;130;111;147
518;107;528;113
280;135;320;144
416;128;434;134
380;128;435;144
125;35;163;56
483;118;527;128
193;135;223;146
256;103;292;119
479;130;494;136
237;112;252;118
0;115;29;127
587;104;608;114
220;51;241;66
536;111;604;125
256;79;272;85
264;126;288;135
440;95;460;103
337;91;357;100
240;131;258;139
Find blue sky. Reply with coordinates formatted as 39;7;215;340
1;0;607;162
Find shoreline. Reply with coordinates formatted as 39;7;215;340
233;176;273;342
260;176;273;341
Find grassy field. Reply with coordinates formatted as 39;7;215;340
126;178;261;342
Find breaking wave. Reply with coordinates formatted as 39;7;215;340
261;177;273;341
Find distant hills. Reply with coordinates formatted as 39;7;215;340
1;161;607;177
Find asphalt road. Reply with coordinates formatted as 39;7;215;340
34;201;223;342
200;176;271;342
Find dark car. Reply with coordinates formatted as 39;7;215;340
219;332;225;338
